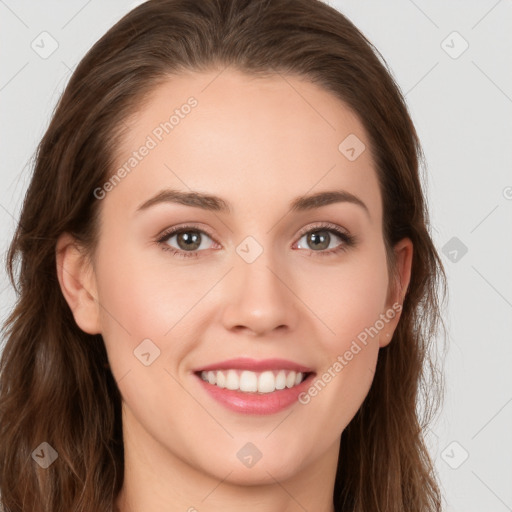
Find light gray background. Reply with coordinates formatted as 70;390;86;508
1;1;511;511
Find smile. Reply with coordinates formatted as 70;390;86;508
197;369;309;394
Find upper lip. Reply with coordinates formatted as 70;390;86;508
193;357;314;373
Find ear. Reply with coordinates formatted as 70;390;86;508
379;237;413;348
56;233;101;335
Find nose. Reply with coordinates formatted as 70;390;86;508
220;249;300;337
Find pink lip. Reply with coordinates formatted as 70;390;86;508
194;372;315;415
193;357;314;373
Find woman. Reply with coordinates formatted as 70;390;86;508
0;0;447;510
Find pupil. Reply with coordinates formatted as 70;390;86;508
309;231;329;250
178;231;200;250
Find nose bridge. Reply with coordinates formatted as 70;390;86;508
220;234;299;335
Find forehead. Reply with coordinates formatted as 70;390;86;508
107;68;382;222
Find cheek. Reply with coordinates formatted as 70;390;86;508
92;245;197;414
296;248;390;356
296;245;389;435
94;242;200;333
297;258;387;440
93;242;214;374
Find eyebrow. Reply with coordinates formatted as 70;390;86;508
136;188;370;217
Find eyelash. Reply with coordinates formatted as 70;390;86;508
155;222;356;259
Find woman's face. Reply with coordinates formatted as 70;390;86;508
65;68;411;489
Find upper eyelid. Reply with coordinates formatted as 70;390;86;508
157;223;217;243
296;221;349;238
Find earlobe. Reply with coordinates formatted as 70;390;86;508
55;233;101;335
380;237;413;348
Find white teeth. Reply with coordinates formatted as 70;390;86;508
216;370;226;388
225;370;238;390
199;369;307;393
258;371;275;393
239;370;258;392
286;371;296;388
275;370;286;390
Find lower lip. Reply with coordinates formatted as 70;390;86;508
194;373;315;415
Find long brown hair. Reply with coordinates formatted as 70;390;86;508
0;1;447;510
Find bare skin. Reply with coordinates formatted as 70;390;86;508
57;67;412;512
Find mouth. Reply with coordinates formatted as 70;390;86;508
194;368;314;394
192;358;316;414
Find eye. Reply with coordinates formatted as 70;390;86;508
157;225;217;258
156;222;356;259
294;222;356;256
